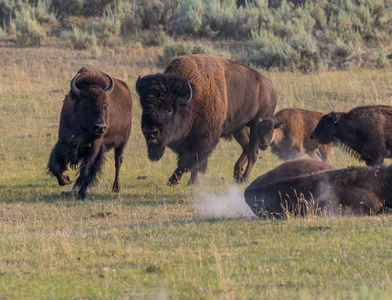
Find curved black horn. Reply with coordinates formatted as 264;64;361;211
70;73;81;97
135;76;141;96
178;82;193;106
104;74;114;94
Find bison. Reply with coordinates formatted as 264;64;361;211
47;67;133;200
257;108;332;162
311;105;392;166
136;54;277;185
245;162;392;218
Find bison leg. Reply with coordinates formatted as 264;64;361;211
112;144;125;193
168;168;184;186
77;146;105;200
239;122;259;183
233;127;249;182
371;152;385;166
308;150;322;161
47;142;73;186
318;145;331;163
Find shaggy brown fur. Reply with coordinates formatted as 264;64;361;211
136;54;277;185
257;108;333;162
245;163;392;218
311;105;392;166
48;67;133;200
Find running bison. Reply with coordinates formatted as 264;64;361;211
245;162;392;218
136;54;277;185
257;108;332;162
47;67;133;200
311;105;392;166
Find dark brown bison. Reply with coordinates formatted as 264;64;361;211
257;108;333;162
47;67;133;200
245;162;392;218
311;105;392;166
136;54;277;185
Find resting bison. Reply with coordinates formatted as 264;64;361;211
245;163;391;218
136;54;277;185
257;108;332;162
311;105;392;166
47;67;133;200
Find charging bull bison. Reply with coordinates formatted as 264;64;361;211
47;67;133;200
136;54;277;185
311;105;392;166
245;162;392;218
257;108;332;162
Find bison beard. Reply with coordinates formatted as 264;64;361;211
147;144;166;161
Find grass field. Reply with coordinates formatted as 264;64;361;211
1;45;392;299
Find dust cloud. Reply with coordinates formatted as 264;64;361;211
193;186;257;219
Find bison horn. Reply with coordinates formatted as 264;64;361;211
104;74;114;94
70;73;81;98
332;113;340;124
135;76;141;96
178;82;193;106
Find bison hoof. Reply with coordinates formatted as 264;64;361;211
167;178;181;186
58;175;72;186
235;175;248;184
77;196;88;202
112;185;121;193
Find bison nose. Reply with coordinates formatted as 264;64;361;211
259;144;268;151
142;128;159;139
94;123;107;133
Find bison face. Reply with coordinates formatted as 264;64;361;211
311;112;340;144
74;88;109;140
257;119;283;151
136;74;193;161
70;72;114;141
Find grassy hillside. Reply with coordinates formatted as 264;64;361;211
0;0;391;72
1;45;392;298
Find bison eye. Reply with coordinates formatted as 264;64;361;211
80;100;88;108
167;108;173;115
104;101;108;110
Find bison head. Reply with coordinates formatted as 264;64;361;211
136;73;194;161
257;119;283;150
70;72;114;140
311;112;340;144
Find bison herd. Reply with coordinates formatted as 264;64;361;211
47;54;392;218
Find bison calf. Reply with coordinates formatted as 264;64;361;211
257;108;332;162
245;162;391;218
136;54;277;186
47;67;133;200
311;105;392;166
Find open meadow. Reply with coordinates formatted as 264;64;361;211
1;45;392;299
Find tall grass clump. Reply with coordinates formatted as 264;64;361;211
5;0;55;46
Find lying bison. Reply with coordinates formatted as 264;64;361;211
257;108;332;162
136;54;277;185
245;162;391;218
311;105;392;166
47;67;133;200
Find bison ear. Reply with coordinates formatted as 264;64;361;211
332;113;340;124
177;82;193;106
135;76;142;97
274;122;283;129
